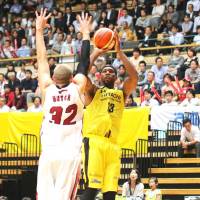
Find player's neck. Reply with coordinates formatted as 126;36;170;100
55;83;70;89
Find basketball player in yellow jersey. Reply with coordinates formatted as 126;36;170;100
81;34;138;200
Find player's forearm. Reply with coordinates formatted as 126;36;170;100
36;30;47;63
118;51;138;82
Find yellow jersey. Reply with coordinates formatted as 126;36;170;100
83;87;124;143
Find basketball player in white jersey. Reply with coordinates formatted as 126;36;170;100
35;9;92;200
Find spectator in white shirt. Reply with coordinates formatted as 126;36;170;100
141;89;159;107
0;73;7;97
161;90;177;106
193;26;200;52
117;9;133;27
27;96;42;112
0;97;10;112
122;169;144;199
187;0;200;13
150;0;165;28
130;48;144;72
178;118;200;158
180;89;200;106
193;12;200;33
169;25;184;45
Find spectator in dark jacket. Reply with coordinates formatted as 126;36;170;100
7;72;20;91
13;86;27;111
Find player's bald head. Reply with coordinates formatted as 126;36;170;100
53;64;72;85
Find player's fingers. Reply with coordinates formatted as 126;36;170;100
40;8;43;16
85;12;88;21
88;15;92;24
43;8;47;17
77;15;81;23
81;12;84;20
35;11;39;18
45;13;52;20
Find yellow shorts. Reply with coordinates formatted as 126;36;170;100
82;135;121;193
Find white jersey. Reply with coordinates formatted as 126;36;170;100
40;83;84;155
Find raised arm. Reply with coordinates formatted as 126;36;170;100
36;8;52;92
115;33;138;99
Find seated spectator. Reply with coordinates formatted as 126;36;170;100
118;21;135;42
17;37;31;57
162;4;179;24
5;65;16;80
10;0;22;14
106;2;118;25
178;118;200;158
16;62;26;81
98;10;109;27
66;24;76;39
54;11;65;30
180;89;200;106
12;87;27;111
193;26;200;52
20;70;37;95
151;57;168;87
186;0;200;14
137;61;147;86
118;65;127;82
167;48;184;76
150;0;165;29
112;54;122;69
181;15;193;40
117;8;133;27
161;90;177;106
185;60;200;93
130;48;144;72
90;3;101;23
122;169;144;199
177;48;198;80
7;72;20;91
145;177;162;200
141;89;159;107
49;57;56;78
0;97;10;112
125;95;137;107
0;40;16;58
135;9;151;40
74;32;82;61
193;11;200;33
4;84;14;108
11;30;21;50
161;73;175;96
27;96;42;112
186;3;195;21
168;24;184;45
0;73;7;97
88;64;101;86
51;32;64;54
28;27;36;53
60;34;76;63
73;13;81;33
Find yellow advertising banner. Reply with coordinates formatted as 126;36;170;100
0;107;149;151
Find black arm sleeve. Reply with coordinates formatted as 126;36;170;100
76;40;90;76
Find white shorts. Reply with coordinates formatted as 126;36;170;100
37;153;81;200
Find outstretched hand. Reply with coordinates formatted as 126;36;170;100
35;8;51;31
114;31;121;53
77;13;92;36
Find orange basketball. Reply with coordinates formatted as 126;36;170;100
93;28;116;50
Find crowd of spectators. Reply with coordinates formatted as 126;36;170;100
0;0;200;111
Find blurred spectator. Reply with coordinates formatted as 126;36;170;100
163;4;179;25
0;97;10;112
64;6;75;28
118;21;135;42
106;2;118;25
12;30;21;50
161;73;175;96
167;48;184;76
16;63;26;81
7;72;20;91
14;22;25;41
186;3;195;21
141;89;159;107
118;65;127;82
151;57;168;87
60;34;75;63
145;177;162;200
73;13;81;33
74;32;83;62
98;11;109;27
20;70;37;94
88;64;100;86
17;38;31;57
180;89;200;106
66;24;76;38
5;65;16;80
117;8;133;27
122;169;144;198
161;90;177;106
177;48;198;80
185;59;200;93
9;0;22;14
55;11;65;30
130;48;144;72
129;0;141;26
125;95;137;107
137;61;147;86
49;57;56;78
178;118;200;158
44;0;54;10
193;26;200;52
90;3;101;23
0;39;16;58
168;24;184;45
150;0;165;29
51;32;64;54
12;86;27;111
181;15;193;39
28;27;36;51
4;84;14;108
186;0;200;13
0;17;10;33
135;9;151;40
27;96;42;112
193;12;200;33
112;54;122;69
0;73;7;97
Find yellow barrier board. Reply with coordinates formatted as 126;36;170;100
0;107;149;151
